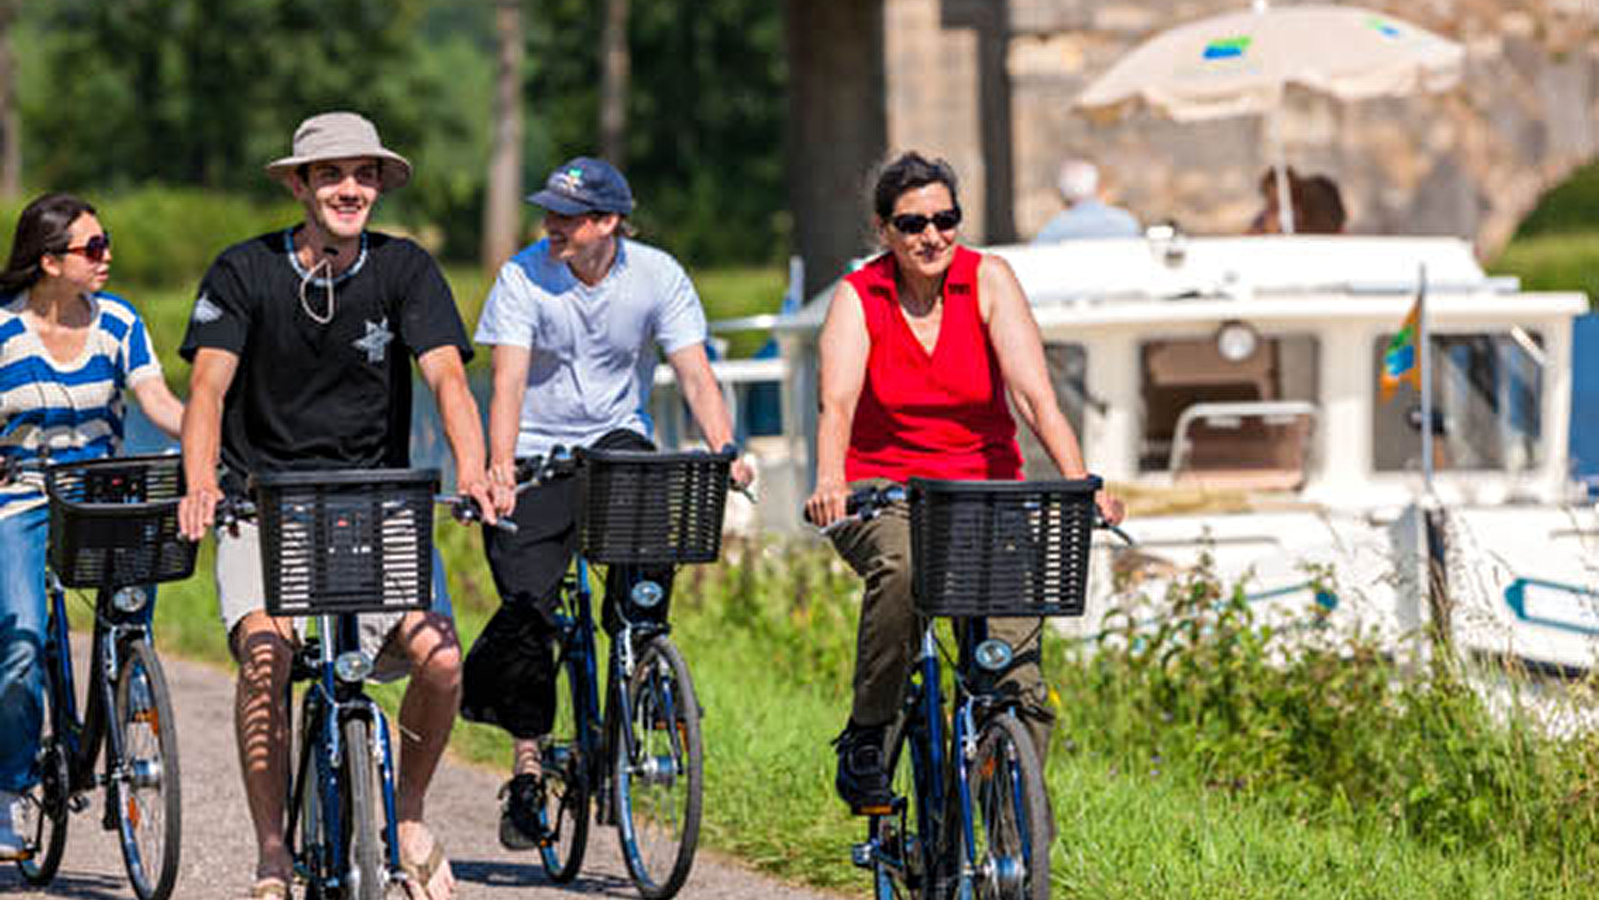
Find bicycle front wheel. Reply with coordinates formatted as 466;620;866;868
539;647;590;882
613;636;702;900
111;640;182;900
15;673;69;886
341;717;386;900
963;713;1050;900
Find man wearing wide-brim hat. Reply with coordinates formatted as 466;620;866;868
177;111;511;900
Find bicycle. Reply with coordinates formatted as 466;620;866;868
9;453;196;900
816;475;1119;900
507;445;733;900
218;467;497;900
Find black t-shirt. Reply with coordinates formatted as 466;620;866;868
179;228;472;479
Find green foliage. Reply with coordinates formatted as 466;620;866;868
22;0;493;259
1059;552;1599;872
1489;232;1599;307
1513;161;1599;239
134;524;1599;896
526;0;789;265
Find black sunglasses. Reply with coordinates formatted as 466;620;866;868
58;232;111;263
890;207;961;235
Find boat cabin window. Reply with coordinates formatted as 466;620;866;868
1138;335;1320;488
1370;332;1544;472
1015;343;1088;479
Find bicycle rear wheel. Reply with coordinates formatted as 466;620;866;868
539;648;591;882
963;713;1050;900
111;639;182;900
872;713;930;900
15;677;69;886
341;717;386;900
613;636;702;900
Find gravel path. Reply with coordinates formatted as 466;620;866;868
0;638;844;900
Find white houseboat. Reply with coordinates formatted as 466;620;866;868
670;233;1598;674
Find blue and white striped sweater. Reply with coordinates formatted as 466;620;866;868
0;291;162;517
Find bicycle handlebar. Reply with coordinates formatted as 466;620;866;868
806;483;1138;544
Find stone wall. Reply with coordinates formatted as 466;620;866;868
884;0;1598;255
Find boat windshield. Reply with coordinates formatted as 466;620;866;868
1371;331;1544;472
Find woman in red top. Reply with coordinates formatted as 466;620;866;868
805;152;1122;812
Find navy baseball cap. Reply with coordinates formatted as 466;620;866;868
529;156;635;215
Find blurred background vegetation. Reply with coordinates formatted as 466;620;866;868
3;0;788;272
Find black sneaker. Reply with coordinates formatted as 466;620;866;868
498;773;548;850
833;721;894;815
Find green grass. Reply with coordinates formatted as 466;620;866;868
138;532;1599;899
1488;230;1599;308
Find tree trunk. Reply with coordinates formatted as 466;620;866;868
482;0;526;272
784;0;887;300
599;0;629;164
0;0;20;199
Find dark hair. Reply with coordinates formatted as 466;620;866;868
0;192;97;295
872;152;960;220
1296;174;1346;234
1255;167;1346;234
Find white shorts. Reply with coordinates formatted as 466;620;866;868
215;520;454;683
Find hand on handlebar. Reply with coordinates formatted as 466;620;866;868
1095;489;1125;527
804;479;851;530
179;484;225;541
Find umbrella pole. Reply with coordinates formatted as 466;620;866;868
1269;109;1296;234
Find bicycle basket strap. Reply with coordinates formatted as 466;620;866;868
909;476;1100;618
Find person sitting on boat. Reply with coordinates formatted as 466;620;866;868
1033;158;1141;242
804;151;1124;812
1248;167;1347;235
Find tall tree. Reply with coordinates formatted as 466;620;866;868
598;0;629;164
784;0;885;296
482;0;525;270
0;0;19;198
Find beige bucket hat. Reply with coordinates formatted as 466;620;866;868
264;111;412;191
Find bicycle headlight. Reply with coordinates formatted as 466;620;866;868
973;639;1014;673
111;586;150;614
334;651;374;684
630;580;665;609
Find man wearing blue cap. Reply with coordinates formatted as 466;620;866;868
464;156;750;849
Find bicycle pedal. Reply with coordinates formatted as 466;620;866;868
851;801;895;817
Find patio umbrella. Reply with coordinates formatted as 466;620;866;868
1074;0;1464;232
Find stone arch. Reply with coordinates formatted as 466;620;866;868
862;0;1599;256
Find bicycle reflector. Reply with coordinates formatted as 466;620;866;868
111;586;151;614
630;580;665;609
334;651;374;684
973;639;1014;673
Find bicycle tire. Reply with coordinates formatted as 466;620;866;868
297;692;332;900
342;717;386;900
539;647;590;882
874;713;931;900
613;636;702;900
111;639;182;900
963;713;1050;900
15;674;68;886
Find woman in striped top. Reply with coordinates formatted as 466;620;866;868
0;193;183;858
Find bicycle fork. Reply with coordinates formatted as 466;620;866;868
854;626;947;890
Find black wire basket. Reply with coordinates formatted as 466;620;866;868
254;468;439;616
909;476;1101;618
45;454;196;589
579;447;733;565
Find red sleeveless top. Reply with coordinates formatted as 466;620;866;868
843;246;1023;483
